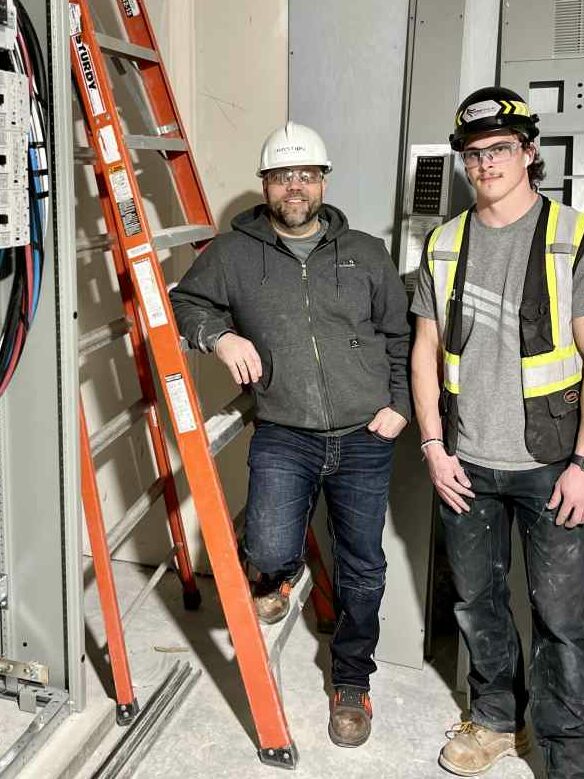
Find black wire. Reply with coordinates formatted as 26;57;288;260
0;249;25;378
14;0;47;105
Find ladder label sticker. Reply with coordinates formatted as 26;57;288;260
121;0;141;17
127;242;152;259
109;167;133;203
69;4;82;36
119;199;142;237
98;126;121;164
73;35;106;117
109;167;142;237
133;258;168;327
165;374;197;433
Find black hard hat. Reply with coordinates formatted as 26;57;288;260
449;86;539;151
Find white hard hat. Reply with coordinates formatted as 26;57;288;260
257;121;333;176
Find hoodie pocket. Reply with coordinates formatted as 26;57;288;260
253;343;329;428
318;334;391;426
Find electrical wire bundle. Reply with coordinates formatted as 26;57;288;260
0;0;48;396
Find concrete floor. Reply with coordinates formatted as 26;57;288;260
8;559;544;778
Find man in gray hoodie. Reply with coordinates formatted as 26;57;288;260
170;122;410;748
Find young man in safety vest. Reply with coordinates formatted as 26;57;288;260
171;122;410;747
412;86;584;778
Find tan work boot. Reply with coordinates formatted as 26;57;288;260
328;686;372;748
252;565;304;625
439;721;530;776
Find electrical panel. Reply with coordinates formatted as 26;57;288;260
399;144;453;292
0;71;29;248
0;0;16;50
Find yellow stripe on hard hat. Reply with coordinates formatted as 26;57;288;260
500;100;513;114
511;101;529;116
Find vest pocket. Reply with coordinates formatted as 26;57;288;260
524;386;579;463
519;299;553;356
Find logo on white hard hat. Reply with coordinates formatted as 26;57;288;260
274;144;308;156
462;99;501;123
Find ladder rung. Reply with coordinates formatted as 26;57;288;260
107;478;166;554
74;146;97;164
152;224;215;251
262;567;313;667
95;32;159;63
76;233;115;254
205;393;255;457
121;545;179;628
90;399;149;457
79;317;131;358
125;134;187;152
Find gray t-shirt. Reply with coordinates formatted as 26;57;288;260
411;197;584;470
279;218;328;261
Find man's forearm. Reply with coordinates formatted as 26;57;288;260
411;335;442;440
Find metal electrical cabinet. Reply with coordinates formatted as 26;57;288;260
501;0;584;210
0;0;83;767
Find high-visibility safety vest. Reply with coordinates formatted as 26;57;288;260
427;196;584;463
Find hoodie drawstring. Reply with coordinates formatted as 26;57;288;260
261;242;268;285
334;238;340;299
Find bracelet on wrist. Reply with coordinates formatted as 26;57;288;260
420;438;444;451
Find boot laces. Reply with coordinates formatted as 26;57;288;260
446;721;479;740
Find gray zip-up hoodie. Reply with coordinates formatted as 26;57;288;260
170;203;411;430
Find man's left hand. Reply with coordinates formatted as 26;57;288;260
547;464;584;527
367;407;407;440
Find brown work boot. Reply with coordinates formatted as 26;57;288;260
328;686;372;748
252;565;304;625
439;721;530;776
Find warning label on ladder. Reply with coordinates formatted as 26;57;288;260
109;167;142;237
132;258;168;327
121;0;141;17
165;374;197;433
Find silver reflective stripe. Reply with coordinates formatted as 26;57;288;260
444;357;459;393
523;351;582;397
552;204;580;251
553;249;574;349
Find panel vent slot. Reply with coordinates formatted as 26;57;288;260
554;0;584;56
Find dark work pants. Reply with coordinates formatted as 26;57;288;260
244;422;394;690
441;461;584;779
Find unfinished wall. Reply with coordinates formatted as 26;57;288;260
77;0;288;573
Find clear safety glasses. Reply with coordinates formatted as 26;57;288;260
460;141;522;169
264;168;324;186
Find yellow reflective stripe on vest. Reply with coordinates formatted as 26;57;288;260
426;224;443;277
545;200;561;347
523;359;582;398
522;201;583;397
444;351;459;394
428;212;469;340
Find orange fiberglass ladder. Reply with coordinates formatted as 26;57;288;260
70;0;335;768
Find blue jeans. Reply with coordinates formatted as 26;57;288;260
441;461;584;779
245;422;395;690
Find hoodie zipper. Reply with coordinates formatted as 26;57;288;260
300;258;334;429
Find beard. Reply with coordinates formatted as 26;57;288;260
266;191;322;230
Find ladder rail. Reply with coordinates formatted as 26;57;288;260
71;0;295;752
79;403;136;711
89;154;199;605
112;2;214;230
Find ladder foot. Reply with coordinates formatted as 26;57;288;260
316;618;336;635
116;698;140;726
183;587;202;611
258;743;299;770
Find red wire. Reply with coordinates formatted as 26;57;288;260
0;323;25;396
